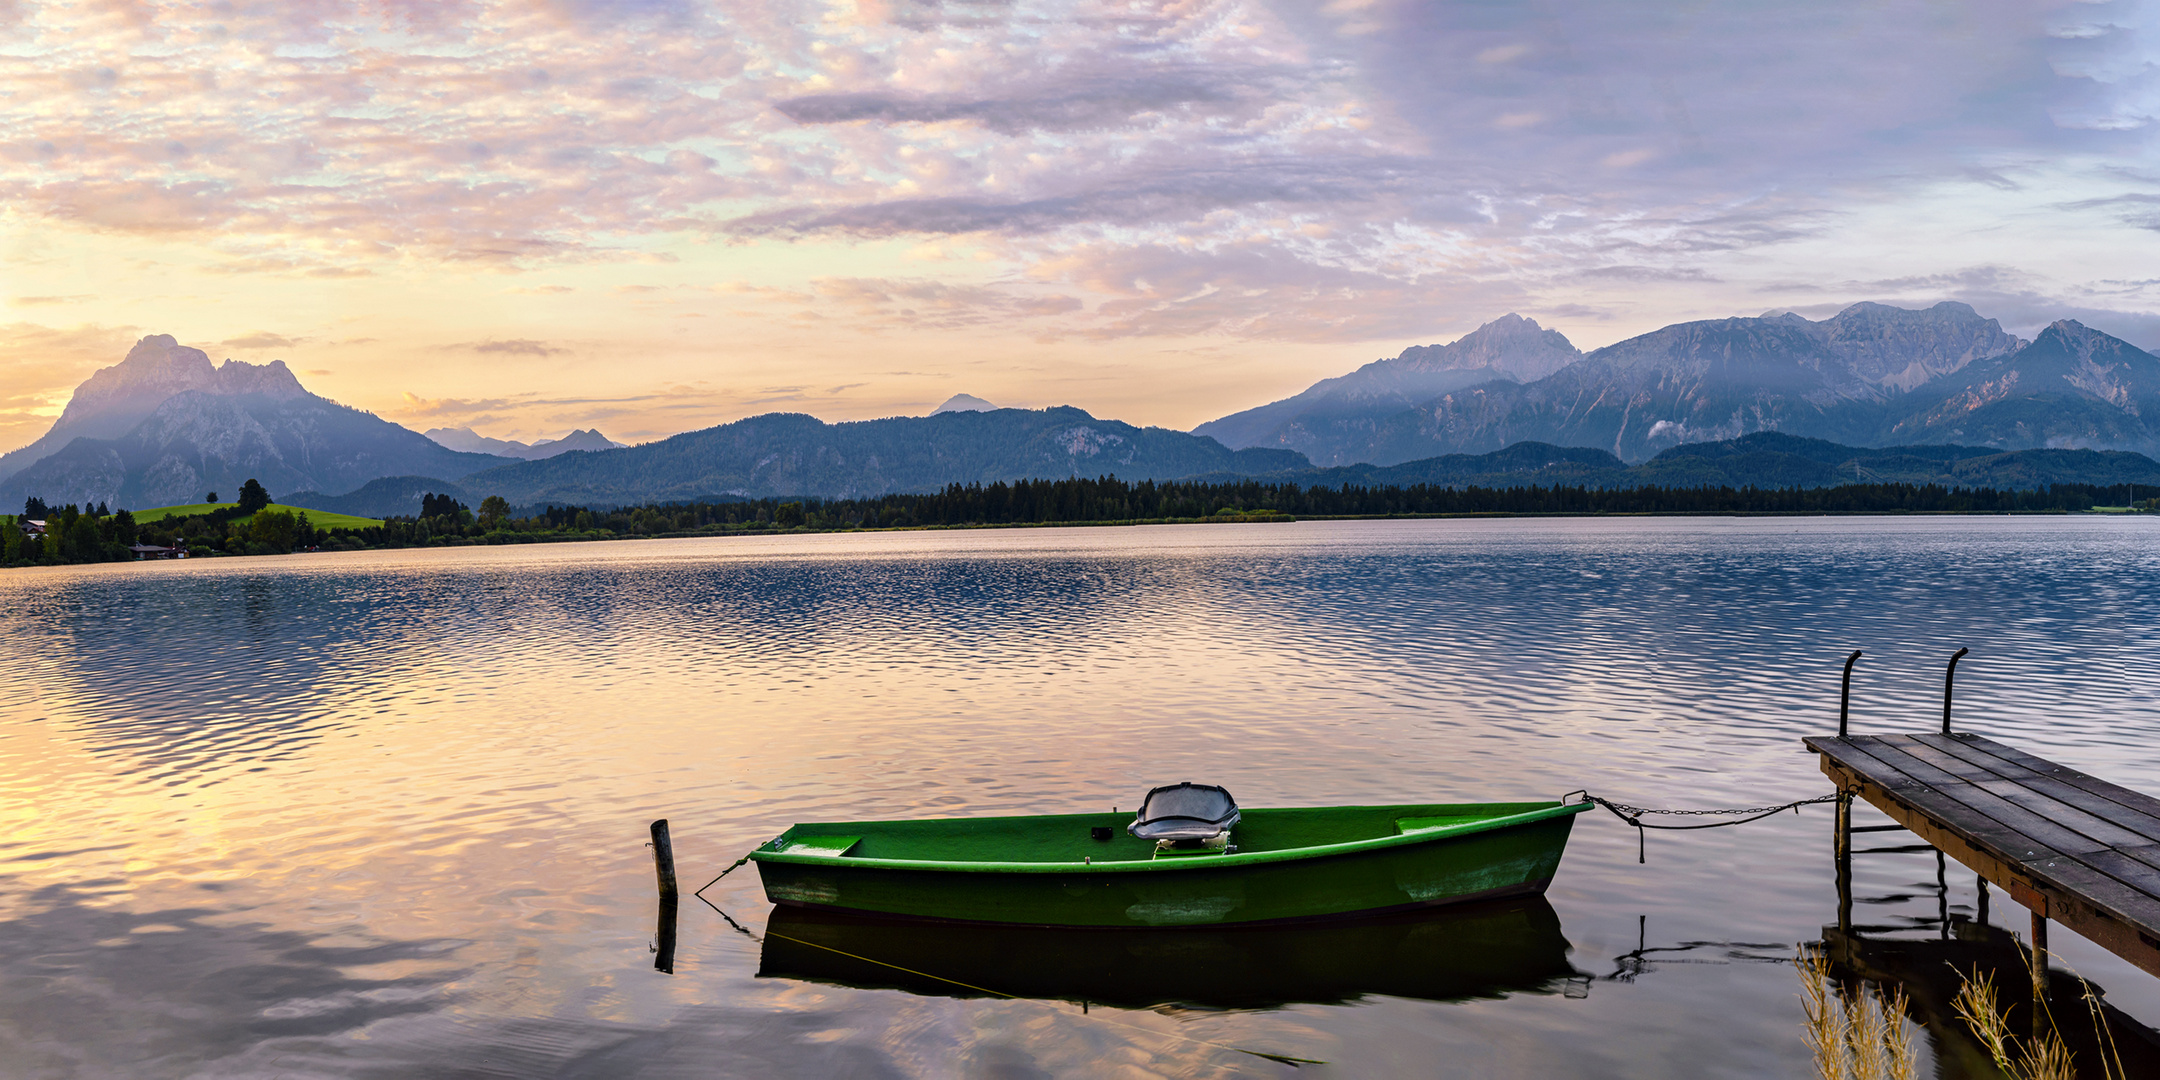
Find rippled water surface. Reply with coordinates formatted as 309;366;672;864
7;517;2160;1078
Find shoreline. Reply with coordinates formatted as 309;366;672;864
23;505;2145;567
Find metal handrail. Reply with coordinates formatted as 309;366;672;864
1834;647;1968;737
1838;650;1863;737
1941;647;1969;735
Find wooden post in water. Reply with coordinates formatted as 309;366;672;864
652;819;679;974
651;819;679;897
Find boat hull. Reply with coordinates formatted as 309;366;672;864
759;896;1582;1007
752;802;1586;928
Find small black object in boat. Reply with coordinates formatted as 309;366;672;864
1090;826;1113;841
1128;782;1241;846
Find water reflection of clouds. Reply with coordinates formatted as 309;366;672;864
0;884;465;1077
15;518;2160;800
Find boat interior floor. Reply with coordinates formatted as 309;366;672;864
773;803;1554;865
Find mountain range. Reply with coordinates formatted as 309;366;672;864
1199;303;2160;466
7;306;2160;517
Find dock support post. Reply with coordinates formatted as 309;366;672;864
1835;792;1853;936
651;819;678;974
1977;875;1989;926
2032;910;2050;1034
1936;848;1949;940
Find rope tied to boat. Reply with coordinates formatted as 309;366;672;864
1566;790;1841;863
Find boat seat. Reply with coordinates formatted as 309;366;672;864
1127;782;1240;843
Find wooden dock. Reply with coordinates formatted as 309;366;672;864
1806;730;2160;981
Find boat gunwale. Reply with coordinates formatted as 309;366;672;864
748;800;1590;875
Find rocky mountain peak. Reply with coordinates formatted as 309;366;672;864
56;335;221;428
2036;319;2124;358
1396;314;1581;382
214;358;308;399
1818;301;2022;390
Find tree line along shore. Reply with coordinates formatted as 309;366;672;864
6;475;2156;568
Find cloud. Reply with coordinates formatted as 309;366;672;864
10;295;94;306
2056;192;2160;231
220;332;299;350
1574;265;1721;283
450;339;570;357
393;392;517;419
0;322;138;452
0;0;2149;356
807;276;1086;331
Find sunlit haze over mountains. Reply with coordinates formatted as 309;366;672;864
3;0;2154;451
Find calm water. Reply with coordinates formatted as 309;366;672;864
6;517;2160;1078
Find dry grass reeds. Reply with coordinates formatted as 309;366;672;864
1797;947;1918;1080
1951;957;2128;1080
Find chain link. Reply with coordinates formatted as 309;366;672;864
1574;791;1843;863
1594;793;1840;818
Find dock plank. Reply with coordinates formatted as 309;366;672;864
1948;734;2160;823
1914;735;2160;841
1852;738;2114;857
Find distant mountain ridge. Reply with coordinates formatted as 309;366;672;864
424;426;625;459
930;394;996;415
458;407;1309;505
283;475;481;519
292;432;2160;520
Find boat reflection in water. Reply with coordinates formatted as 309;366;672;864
757;896;1585;1010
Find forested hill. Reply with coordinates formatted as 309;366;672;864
458;407;1309;505
1207;432;2160;492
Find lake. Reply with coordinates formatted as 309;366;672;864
6;516;2160;1078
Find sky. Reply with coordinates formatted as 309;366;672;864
2;0;2156;450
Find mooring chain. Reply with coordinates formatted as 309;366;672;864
1567;790;1841;863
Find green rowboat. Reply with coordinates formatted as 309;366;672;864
749;787;1592;928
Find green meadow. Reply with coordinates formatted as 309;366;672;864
133;502;383;530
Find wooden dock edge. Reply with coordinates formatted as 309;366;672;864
1817;753;2160;981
